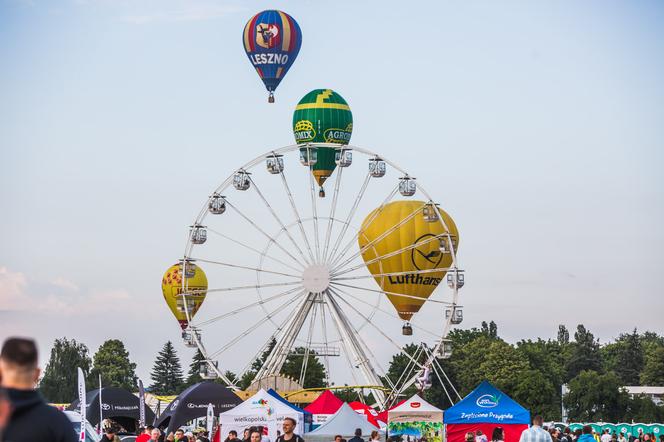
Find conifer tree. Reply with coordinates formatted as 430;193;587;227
185;349;205;387
149;341;184;395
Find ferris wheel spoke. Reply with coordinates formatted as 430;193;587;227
249;176;312;267
319;299;332;386
308;166;322;263
207;227;303;273
326;173;373;267
298;295;318;385
332;266;452;282
327;287;424;372
331;233;447;277
426;345;462;400
192;257;301;279
330;281;452;306
207;289;307;359
322;166;344;262
328;285;440;338
192;286;303;327
206;280;302;293
332;202;427;274
278;169;316;264
324;287;394;389
225;199;307;270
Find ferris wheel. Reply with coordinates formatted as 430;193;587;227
176;143;465;408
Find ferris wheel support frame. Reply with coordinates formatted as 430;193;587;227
181;143;464;403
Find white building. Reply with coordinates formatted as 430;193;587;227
623;386;664;406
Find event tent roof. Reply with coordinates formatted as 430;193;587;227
267;388;311;416
388;394;442;414
444;381;530;424
349;401;380;427
67;387;155;433
306;403;382;440
304;390;343;415
154;381;242;434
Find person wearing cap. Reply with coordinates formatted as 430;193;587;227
100;426;121;442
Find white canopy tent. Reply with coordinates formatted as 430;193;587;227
387;395;443;442
306;403;381;442
219;389;305;440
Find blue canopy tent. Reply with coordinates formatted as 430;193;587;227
267;388;313;432
445;381;530;442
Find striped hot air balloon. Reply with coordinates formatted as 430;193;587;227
242;10;302;103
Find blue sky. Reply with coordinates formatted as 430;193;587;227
1;0;663;385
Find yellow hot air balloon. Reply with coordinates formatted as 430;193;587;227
161;262;208;330
358;200;459;325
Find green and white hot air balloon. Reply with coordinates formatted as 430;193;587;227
292;89;353;196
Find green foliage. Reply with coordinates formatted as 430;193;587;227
90;339;137;390
149;341;184;395
185;349;206;387
640;346;664;386
39;337;92;403
612;329;644;385
565;324;602;381
280;347;327;388
557;325;570;345
563;370;630;421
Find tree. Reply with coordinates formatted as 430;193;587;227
612;329;643;385
238;338;276;390
640;346;664;386
185;349;206;387
563;370;629;421
149;341;184;395
280;347;327;388
516;339;564;419
480;321;498;338
39;338;92;403
565;325;602;381
557;325;569;345
90;339;137;390
384;343;426;400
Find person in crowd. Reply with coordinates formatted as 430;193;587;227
334;435;343;442
0;337;77;442
150;428;162;441
550;428;560;442
185;431;195;442
658;435;664;442
574;430;583;442
349;428;365;442
519;415;553;442
101;426;122;442
276;417;305;442
226;430;240;442
491;427;505;442
250;429;264;442
371;430;381;442
577;426;596;442
561;428;571;442
477;430;488;442
465;433;476;442
137;426;155;442
243;429;251;442
617;432;627;442
601;430;613;442
197;429;211;442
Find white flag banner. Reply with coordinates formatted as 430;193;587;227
138;379;146;428
207;403;214;437
77;367;86;442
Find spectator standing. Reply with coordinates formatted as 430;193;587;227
465;433;476;442
491;427;505;442
275;417;305;442
0;337;77;442
601;430;613;442
370;431;381;442
137;426;156;442
618;433;627;442
577;426;596;442
349;429;365;442
518;415;553;442
477;430;488;442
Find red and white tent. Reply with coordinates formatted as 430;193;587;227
304;390;344;427
349;401;380;428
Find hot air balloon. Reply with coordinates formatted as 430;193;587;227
161;261;208;330
243;10;302;103
357;201;459;333
293;89;353;197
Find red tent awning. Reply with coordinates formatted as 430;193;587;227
304;390;344;415
348;401;379;428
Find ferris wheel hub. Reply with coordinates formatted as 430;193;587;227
301;264;330;293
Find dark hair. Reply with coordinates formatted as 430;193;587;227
565;428;571;434
492;427;504;441
250;429;262;439
356;429;362;437
283;417;296;426
176;428;185;433
147;426;155;431
583;426;593;435
0;337;38;368
230;431;238;436
532;415;544;426
335;436;342;440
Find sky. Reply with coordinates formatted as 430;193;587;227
1;0;663;387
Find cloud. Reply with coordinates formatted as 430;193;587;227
121;3;244;24
0;267;29;311
51;276;79;292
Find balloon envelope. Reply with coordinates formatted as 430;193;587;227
161;263;208;329
358;201;459;320
243;10;302;101
293;89;353;191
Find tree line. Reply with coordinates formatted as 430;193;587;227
38;323;664;423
